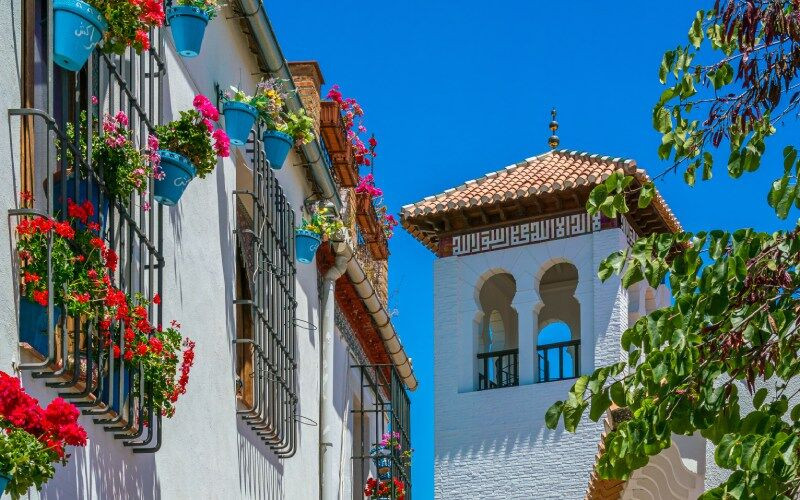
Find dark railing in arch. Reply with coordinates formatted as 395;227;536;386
9;0;167;452
232;122;298;458
477;348;519;391
537;339;580;383
351;364;412;500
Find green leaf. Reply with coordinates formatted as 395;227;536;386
587;184;609;216
753;388;768;409
783;145;797;174
689;10;704;48
545;401;564;429
589;389;612;421
638;182;655;208
653;106;672;133
610;381;626;406
622;263;644;288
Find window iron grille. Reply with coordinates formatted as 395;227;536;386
476;348;519;391
537;339;580;383
351;364;412;500
233;123;299;458
8;0;166;452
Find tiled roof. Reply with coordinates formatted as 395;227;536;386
401;149;680;232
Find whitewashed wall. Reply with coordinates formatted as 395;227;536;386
0;5;372;499
433;228;631;499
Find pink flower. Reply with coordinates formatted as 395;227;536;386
147;134;159;151
115;111;129;126
91;95;99;105
102;116;115;133
212;128;230;157
202;118;214;133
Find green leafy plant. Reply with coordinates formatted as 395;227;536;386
98;292;195;420
0;428;56;499
155;95;230;178
546;2;800;498
172;0;223;19
251;78;315;145
16;200;115;319
300;207;343;239
281;109;315;146
87;0;165;54
63;110;156;201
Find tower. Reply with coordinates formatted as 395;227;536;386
401;143;692;497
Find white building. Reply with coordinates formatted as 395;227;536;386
0;2;414;499
402;149;712;499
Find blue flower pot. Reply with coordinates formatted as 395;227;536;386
18;297;62;357
373;454;392;480
53;0;108;71
262;130;294;169
295;229;321;264
168;6;210;58
0;471;11;495
154;150;196;206
99;361;131;415
223;101;257;146
50;171;109;232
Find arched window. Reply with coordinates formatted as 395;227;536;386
536;263;580;382
476;273;518;390
537;322;575;381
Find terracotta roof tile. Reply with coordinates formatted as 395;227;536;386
401;149;681;242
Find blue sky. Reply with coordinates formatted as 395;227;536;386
267;2;798;497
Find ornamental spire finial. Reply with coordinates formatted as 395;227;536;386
548;108;560;150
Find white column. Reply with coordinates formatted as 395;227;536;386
512;289;540;385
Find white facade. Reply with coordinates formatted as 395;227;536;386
432;220;710;499
434;227;630;499
0;2;410;499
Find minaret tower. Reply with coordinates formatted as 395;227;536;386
400;113;687;498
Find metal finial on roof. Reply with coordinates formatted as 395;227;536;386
548;108;560;150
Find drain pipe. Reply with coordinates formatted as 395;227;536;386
237;0;340;208
319;238;352;500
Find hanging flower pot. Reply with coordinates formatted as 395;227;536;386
262;130;294;169
47;170;110;232
371;448;393;480
0;471;10;496
154;150;196;206
295;229;322;264
99;362;131;415
18;297;62;356
53;0;108;71
167;6;210;58
223;101;258;146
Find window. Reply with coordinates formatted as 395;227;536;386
476;273;518;390
536;263;580;383
233;124;298;457
351;364;412;500
13;0;165;451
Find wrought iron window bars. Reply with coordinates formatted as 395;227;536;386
233;122;299;458
9;0;166;452
352;364;412;500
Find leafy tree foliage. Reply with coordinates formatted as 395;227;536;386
546;2;800;497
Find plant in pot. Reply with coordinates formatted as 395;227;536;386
221;86;259;146
153;94;230;206
167;0;222;58
326;84;377;168
60;109;159;223
97;291;195;419
363;477;406;500
252;78;315;169
15;202;115;355
296;207;342;264
53;0;164;71
0;371;87;498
